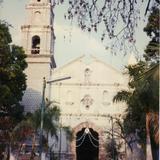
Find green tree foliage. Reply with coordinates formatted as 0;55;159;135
113;61;159;144
12;104;60;159
12;102;60;159
143;7;160;62
14;104;60;141
113;6;159;158
0;22;27;123
0;21;27;160
12;101;74;159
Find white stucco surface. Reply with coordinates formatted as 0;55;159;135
48;55;128;158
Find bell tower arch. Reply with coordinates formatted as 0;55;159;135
21;0;56;112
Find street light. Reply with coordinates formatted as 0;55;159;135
39;76;71;160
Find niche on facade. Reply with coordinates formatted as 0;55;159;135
102;90;111;106
84;68;92;84
34;11;41;24
31;35;40;54
65;90;74;105
81;94;94;110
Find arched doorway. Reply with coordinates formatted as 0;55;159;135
76;128;99;160
71;122;106;160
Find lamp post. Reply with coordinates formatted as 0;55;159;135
39;77;46;159
39;76;71;160
111;116;115;160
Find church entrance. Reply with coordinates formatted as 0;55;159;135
76;128;99;160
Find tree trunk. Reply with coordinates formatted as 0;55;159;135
16;143;23;159
146;112;153;160
146;112;159;160
6;131;11;160
6;142;10;160
30;133;36;160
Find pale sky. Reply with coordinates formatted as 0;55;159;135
0;0;150;70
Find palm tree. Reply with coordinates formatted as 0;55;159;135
12;102;60;159
113;62;159;159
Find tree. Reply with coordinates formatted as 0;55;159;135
57;0;160;54
105;138;119;160
0;21;27;159
143;7;160;62
104;115;126;160
0;21;27;120
113;62;159;158
113;5;159;158
12;103;60;159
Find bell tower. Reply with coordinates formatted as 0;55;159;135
21;0;56;112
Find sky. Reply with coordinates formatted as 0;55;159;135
0;0;150;70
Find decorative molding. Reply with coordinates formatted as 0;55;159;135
113;82;120;87
27;54;51;58
81;94;94;109
27;62;50;64
52;82;125;87
60;113;121;118
21;25;54;32
65;102;74;105
27;3;51;8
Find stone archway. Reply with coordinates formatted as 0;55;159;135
70;122;106;160
76;127;99;160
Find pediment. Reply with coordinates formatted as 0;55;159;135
52;55;127;85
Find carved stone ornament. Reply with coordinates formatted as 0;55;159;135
81;94;94;109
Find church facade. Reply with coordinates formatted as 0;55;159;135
49;55;127;160
21;0;128;160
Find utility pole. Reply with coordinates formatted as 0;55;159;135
59;118;62;160
39;76;71;160
111;116;115;160
40;77;46;159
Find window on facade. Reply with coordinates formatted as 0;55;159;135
37;0;41;2
31;35;40;54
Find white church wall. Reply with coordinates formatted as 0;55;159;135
50;55;128;131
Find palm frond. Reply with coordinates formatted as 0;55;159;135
113;90;132;103
136;63;159;81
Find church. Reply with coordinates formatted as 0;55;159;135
21;0;128;159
